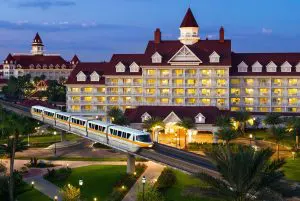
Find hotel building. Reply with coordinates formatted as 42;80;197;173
65;8;300;119
0;33;79;80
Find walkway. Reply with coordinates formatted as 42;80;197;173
122;161;164;201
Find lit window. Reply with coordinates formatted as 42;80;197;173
201;89;210;96
83;96;92;102
201;70;211;77
71;88;80;93
160;70;170;76
288;79;298;86
259;107;269;112
187;88;196;95
273;79;282;86
71;105;80;112
147;69;156;76
161;98;169;104
147;79;156;86
217;99;225;106
245;107;254;112
83;88;93;93
201;98;210;105
174;69;183;76
216;69;225;77
245;79;254;86
231;107;240;111
259;88;268;96
146;88;156;95
245;88;254;96
217;79;227;87
244;98;254;105
231;88;240;95
273;89;282;96
216;89;226;96
174;98;184;104
146;97;155;103
187;98;196;104
161;79;169;85
273;107;282;112
201;79;211;87
174;88;184;95
186;69;196;76
288;98;298;105
288;89;298;96
161;88;170;94
259;98;268;105
272;98;282;105
288;108;297;112
186;79;196;86
231;98;240;105
230;79;240;85
83;105;92;111
174;79;184;86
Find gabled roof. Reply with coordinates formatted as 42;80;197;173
180;8;198;28
231;52;300;76
71;54;80;63
124;106;228;124
4;53;15;62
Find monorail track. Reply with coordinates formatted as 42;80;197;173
0;100;218;176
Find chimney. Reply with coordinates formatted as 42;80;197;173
219;26;225;43
154;28;161;44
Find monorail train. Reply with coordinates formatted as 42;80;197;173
31;105;153;152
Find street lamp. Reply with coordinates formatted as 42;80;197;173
142;176;146;201
54;196;58;201
31;181;35;189
79;179;83;189
53;131;57;156
292;151;296;160
93;198;97;201
249;134;253;145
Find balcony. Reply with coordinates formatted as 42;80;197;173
187;93;196;97
185;73;196;78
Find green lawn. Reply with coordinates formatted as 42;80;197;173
17;183;52;201
164;170;217;201
283;158;300;182
25;134;81;147
246;129;296;148
48;165;127;200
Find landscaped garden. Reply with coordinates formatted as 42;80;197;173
17;183;52;201
283;157;300;182
45;164;146;201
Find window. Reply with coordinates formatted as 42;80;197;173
237;61;248;72
90;71;100;82
76;71;86;82
151;52;162;63
230;79;240;85
116;62;126;72
266;61;277;72
129;62;140;72
209;51;220;63
281;61;292;72
252;61;263;72
231;88;240;95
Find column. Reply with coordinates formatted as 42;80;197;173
127;154;135;174
212;127;219;144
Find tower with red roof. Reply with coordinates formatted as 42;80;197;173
31;32;44;55
179;8;200;45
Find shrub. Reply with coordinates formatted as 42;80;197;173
0;163;6;175
92;142;111;149
60;184;80;201
156;168;176;192
44;167;72;182
137;183;165;201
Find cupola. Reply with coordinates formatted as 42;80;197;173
178;8;200;45
31;32;44;55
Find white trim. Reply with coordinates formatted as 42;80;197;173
151;52;162;63
209;51;220;63
76;71;86;82
195;113;206;124
90;71;100;82
141;112;151;122
163;111;181;123
266;61;277;72
115;62;126;72
252;61;262;72
168;45;202;64
129;62;140;72
237;61;248;72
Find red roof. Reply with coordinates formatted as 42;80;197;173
144;40;232;66
8;54;72;69
4;53;15;62
180;8;198;28
65;62;108;84
231;52;300;76
124;106;229;124
71;54;80;64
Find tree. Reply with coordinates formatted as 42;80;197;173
285;117;300;148
2;75;34;100
215;115;233;128
264;113;282;127
107;107;129;126
46;80;66;102
194;145;292;201
60;184;80;201
0;111;30;201
271;127;286;160
176;117;195;149
142;117;165;141
253;117;261;130
233;111;251;135
216;127;239;146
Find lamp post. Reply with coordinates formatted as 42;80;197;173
79;179;83;190
53;131;57;156
292;151;296;160
93;198;97;201
249;134;253;146
31;181;35;189
142;176;146;201
54;196;58;201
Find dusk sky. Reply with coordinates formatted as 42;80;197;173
1;0;300;61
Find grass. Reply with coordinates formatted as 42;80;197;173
246;129;296;148
15;156;148;162
48;165;127;200
164;170;217;201
283;158;300;182
16;183;52;201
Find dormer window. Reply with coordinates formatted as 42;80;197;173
61;64;66;69
90;71;100;82
36;64;41;69
195;113;205;123
281;61;292;72
296;62;300;72
209;51;220;63
141;112;151;122
49;64;54;69
42;64;47;69
151;52;162;63
237;61;248;72
55;64;60;69
115;62;126;72
17;64;22;69
129;62;140;72
29;64;34;69
76;71;86;82
266;61;277;72
252;61;262;72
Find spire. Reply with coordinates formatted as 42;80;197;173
71;54;80;64
4;53;15;63
32;32;43;46
180;8;198;28
31;32;44;55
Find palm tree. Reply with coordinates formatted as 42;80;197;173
194;145;289;201
233;111;251;135
0;112;29;201
271;127;286;160
215;115;233;128
176;117;195;149
264;113;282;127
142;117;164;141
285;117;300;148
216;127;239;146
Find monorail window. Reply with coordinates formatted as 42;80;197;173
117;131;122;137
122;132;126;138
102;127;105;132
136;135;152;143
95;125;99;130
127;133;131;139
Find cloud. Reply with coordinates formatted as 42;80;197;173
0;20;144;32
262;28;272;34
18;0;76;9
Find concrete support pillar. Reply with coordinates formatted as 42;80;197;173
61;130;66;142
127;154;135;174
154;130;159;142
